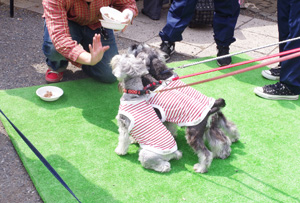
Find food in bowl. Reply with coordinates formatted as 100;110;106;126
44;91;53;98
100;7;126;23
103;13;116;21
36;86;64;102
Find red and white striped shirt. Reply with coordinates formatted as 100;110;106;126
118;100;177;155
148;80;215;126
42;0;138;67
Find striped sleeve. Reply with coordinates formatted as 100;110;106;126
42;0;85;66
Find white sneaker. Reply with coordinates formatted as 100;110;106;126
261;66;280;80
254;82;299;100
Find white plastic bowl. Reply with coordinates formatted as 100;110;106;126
100;20;127;31
100;7;126;23
102;13;120;23
36;86;64;102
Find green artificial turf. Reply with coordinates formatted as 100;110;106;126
0;54;300;203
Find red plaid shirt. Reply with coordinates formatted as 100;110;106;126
42;0;138;66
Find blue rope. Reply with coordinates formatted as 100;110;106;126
0;109;81;203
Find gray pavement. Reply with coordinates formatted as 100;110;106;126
0;0;278;202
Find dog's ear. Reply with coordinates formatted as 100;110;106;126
129;57;149;77
148;58;173;80
111;55;129;81
110;55;122;70
128;44;138;56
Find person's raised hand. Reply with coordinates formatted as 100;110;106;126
88;34;110;65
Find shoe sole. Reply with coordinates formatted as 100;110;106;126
217;61;231;67
45;77;63;83
164;49;175;61
261;70;280;80
254;87;299;100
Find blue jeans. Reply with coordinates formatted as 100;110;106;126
42;20;117;83
278;0;300;94
159;0;240;47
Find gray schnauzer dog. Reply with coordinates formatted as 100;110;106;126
111;54;182;173
126;44;240;173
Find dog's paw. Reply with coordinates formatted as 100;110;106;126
227;131;240;143
174;150;182;160
157;162;171;173
115;146;127;155
217;147;231;159
211;137;232;159
193;163;208;173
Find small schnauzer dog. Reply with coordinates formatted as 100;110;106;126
126;44;240;173
111;54;182;173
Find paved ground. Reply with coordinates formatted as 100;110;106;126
0;0;278;202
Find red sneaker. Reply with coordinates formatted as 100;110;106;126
45;69;63;83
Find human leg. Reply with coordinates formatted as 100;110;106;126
159;0;197;42
279;0;300;95
278;0;290;53
254;0;300;100
262;0;290;80
42;22;69;82
213;0;240;66
213;0;240;47
159;0;197;60
42;21;84;82
142;0;164;20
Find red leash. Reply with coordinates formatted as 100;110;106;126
171;47;300;81
157;50;300;93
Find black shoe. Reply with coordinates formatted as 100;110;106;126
261;65;280;80
160;41;175;61
254;82;299;100
217;46;232;66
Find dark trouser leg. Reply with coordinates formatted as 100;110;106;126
213;0;240;47
159;0;197;42
280;0;300;94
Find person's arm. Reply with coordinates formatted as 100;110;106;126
43;0;86;65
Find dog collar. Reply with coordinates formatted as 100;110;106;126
143;81;162;90
123;89;150;95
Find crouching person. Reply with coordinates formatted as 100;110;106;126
41;0;138;83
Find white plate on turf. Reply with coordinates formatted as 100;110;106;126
36;86;64;102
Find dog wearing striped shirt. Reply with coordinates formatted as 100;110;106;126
111;54;182;173
127;44;240;173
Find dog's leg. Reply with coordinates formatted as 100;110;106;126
138;149;182;172
217;112;240;143
186;119;213;173
164;122;178;138
129;136;137;144
115;114;132;155
167;150;183;160
205;114;232;159
138;149;181;172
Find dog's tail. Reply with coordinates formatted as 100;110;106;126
209;98;226;114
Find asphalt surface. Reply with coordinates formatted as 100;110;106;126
0;1;277;202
